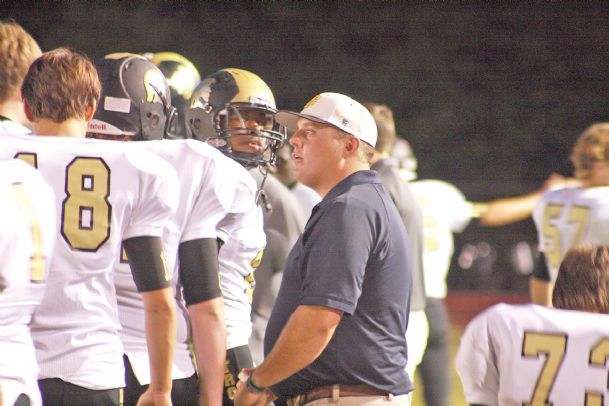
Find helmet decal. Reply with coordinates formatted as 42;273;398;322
144;69;168;103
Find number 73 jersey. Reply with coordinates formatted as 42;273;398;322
533;186;609;282
456;303;609;406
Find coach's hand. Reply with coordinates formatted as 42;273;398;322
234;368;274;406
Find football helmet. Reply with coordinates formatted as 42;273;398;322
185;68;285;168
89;53;176;140
143;52;201;138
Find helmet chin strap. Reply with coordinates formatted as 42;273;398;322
255;163;273;213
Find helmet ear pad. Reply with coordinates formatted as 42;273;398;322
185;107;217;142
140;101;169;140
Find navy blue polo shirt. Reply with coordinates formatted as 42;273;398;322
264;170;413;399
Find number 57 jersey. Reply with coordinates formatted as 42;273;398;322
456;303;609;406
533;186;609;282
0;132;178;390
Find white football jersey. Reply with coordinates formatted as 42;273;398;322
456;303;609;406
533;187;609;282
217;201;266;349
0;160;55;406
410;180;473;298
0;132;178;390
0;119;30;136
115;139;257;384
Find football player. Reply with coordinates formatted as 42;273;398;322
0;21;41;135
0;48;179;406
143;52;201;139
531;122;609;305
0;159;55;406
187;68;293;404
456;243;609;405
88;53;258;406
392;138;568;406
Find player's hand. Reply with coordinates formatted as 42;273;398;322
136;387;172;406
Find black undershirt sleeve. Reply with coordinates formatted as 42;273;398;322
217;237;224;253
531;252;551;281
179;238;222;306
123;236;171;292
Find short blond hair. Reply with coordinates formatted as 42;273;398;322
336;129;374;163
21;48;101;122
570;123;609;180
0;20;41;102
363;102;396;154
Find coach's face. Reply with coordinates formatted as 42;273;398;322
289;118;345;195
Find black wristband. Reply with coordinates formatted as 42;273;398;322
246;372;266;394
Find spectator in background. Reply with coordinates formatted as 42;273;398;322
0;20;41;134
364;102;428;380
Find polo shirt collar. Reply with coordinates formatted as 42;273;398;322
321;170;380;204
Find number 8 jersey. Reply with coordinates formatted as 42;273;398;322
456;303;609;406
532;187;609;283
0;132;178;391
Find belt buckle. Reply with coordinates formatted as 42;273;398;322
288;393;305;406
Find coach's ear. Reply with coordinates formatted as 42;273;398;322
343;133;360;157
23;100;34;122
84;99;97;122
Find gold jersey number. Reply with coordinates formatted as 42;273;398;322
522;332;609;405
15;153;112;252
542;204;589;269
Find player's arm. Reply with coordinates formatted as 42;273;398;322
235;304;342;405
529;252;553;306
124;236;176;405
474;173;570;227
179;238;226;406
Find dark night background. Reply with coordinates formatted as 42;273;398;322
4;2;609;292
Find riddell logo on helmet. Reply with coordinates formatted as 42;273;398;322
89;122;107;130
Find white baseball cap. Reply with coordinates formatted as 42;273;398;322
275;92;377;147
